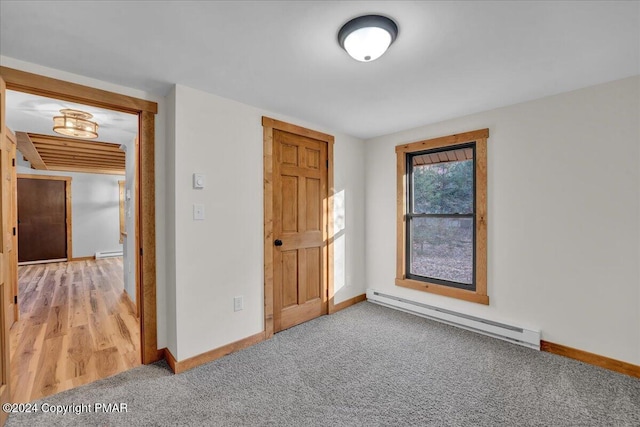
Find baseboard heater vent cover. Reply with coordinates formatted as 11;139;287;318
366;290;540;350
95;250;123;259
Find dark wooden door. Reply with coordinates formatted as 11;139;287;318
17;178;67;262
273;129;328;332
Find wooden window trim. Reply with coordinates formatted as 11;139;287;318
395;129;489;305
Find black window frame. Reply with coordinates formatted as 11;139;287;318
405;142;477;291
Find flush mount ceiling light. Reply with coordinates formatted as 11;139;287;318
338;14;398;62
53;109;99;139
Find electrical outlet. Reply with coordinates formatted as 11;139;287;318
233;296;243;312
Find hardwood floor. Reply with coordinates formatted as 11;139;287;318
10;257;140;403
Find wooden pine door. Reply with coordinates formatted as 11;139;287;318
0;76;12;427
17;178;67;262
273;129;328;332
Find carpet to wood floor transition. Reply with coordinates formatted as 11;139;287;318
6;302;640;426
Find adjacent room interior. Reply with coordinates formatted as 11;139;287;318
6;91;142;402
0;1;638;426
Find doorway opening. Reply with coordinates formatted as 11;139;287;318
0;67;159;405
10;92;139;402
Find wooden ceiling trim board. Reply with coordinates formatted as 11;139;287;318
44;167;124;174
37;151;125;162
40;155;121;161
43;164;125;172
31;140;123;152
28;132;124;145
36;145;125;162
24;132;128;173
44;165;125;175
43;159;125;168
36;155;124;165
39;146;123;159
31;142;123;154
35;145;125;155
39;160;125;169
38;157;125;167
16;131;48;170
43;157;124;169
28;134;124;152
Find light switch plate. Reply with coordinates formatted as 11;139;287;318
234;296;243;312
193;204;205;220
193;173;205;189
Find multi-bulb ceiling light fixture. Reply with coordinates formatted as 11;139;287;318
338;14;398;62
53;108;99;139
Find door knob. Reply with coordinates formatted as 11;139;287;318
274;239;283;247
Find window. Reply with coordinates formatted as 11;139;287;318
396;129;488;304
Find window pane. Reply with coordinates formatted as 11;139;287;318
411;156;473;214
410;217;473;285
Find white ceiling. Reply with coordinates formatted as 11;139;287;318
1;1;638;139
5;90;138;146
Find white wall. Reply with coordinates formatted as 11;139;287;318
165;87;178;356
1;56;168;349
122;140;137;304
17;155;123;258
365;76;640;365
8;55;637;367
168;84;366;360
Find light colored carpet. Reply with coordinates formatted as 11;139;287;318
7;302;640;426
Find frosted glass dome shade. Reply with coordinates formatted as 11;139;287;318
343;27;392;62
338;15;398;62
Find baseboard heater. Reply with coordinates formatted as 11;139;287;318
95;250;123;259
366;290;540;350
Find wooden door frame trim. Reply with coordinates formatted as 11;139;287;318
0;75;8;426
7;129;18;324
0;67;157;114
2;67;160;364
262;117;335;339
18;174;72;261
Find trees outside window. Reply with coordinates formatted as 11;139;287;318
395;129;488;304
